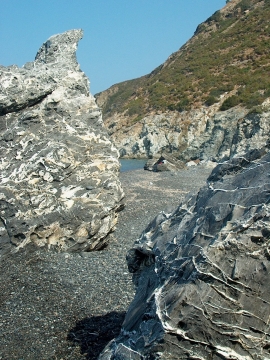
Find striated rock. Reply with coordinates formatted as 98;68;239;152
103;103;270;166
100;103;235;161
231;107;270;158
105;112;184;159
0;30;124;256
100;150;270;359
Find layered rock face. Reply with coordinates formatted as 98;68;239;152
102;103;270;164
0;30;124;256
100;150;270;359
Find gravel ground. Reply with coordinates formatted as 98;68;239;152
0;166;212;360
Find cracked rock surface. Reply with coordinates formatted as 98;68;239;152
0;29;124;255
100;150;270;360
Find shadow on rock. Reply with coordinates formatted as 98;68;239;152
67;311;126;359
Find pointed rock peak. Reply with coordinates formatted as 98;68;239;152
35;29;83;65
0;28;124;255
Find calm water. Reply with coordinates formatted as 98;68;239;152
120;159;147;172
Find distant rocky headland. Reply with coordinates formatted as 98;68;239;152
0;29;124;256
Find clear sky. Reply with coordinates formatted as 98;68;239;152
1;0;226;95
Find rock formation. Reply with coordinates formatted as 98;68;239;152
100;149;270;359
144;153;185;172
99;102;270;165
0;30;124;256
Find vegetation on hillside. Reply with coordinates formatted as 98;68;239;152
96;0;270;122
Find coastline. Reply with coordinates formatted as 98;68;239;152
0;166;212;359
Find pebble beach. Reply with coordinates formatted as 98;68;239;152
0;166;212;360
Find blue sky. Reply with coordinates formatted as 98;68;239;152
1;1;226;95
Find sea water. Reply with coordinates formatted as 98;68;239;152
120;159;147;172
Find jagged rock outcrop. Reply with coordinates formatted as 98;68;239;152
0;30;124;256
101;102;270;165
100;149;270;359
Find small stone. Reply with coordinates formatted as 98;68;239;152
43;172;53;182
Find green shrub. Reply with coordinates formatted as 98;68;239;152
206;11;222;23
209;87;227;98
195;23;207;35
205;95;219;106
265;87;270;97
175;98;190;112
220;95;241;111
239;0;252;12
126;98;144;116
243;92;264;108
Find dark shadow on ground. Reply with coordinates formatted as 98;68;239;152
67;311;126;359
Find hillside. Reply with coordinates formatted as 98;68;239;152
95;0;270;160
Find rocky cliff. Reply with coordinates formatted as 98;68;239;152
0;30;124;256
96;0;270;162
101;101;270;163
100;149;270;359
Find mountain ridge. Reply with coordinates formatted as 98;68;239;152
96;0;269;118
95;0;270;161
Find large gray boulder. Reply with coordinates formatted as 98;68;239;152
0;30;124;256
100;149;270;359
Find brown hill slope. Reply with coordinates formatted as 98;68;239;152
96;0;270;160
97;0;270;120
